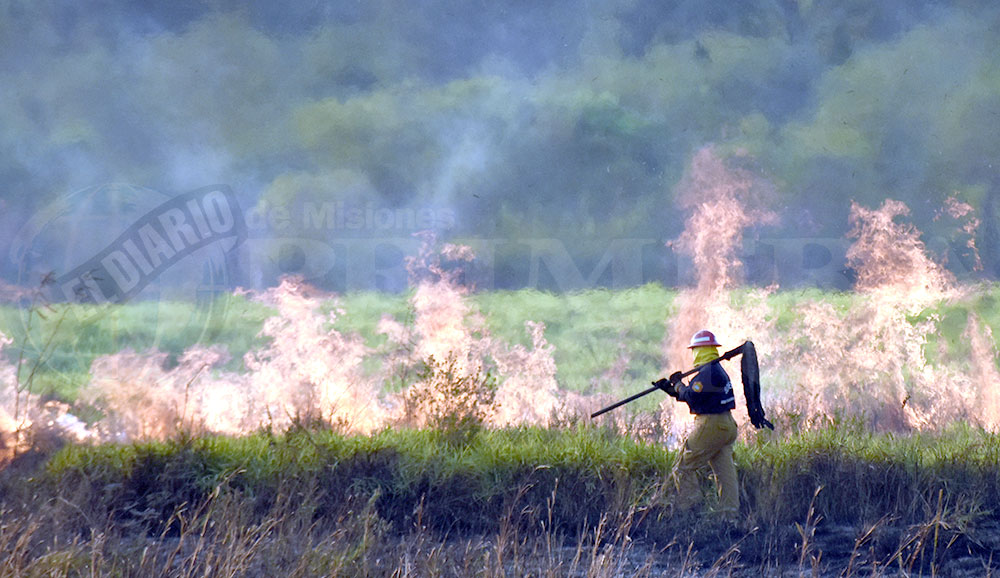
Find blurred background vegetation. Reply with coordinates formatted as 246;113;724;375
1;0;999;290
6;285;1000;404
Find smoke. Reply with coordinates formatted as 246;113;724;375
657;148;1000;434
659;147;777;432
3;3;999;292
6;235;565;444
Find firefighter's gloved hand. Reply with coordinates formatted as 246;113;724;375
652;378;678;398
748;406;775;430
669;372;683;386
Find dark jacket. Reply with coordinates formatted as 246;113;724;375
678;361;736;414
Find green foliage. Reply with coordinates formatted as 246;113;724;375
0;293;272;397
474;285;672;395
771;12;1000;225
402;355;498;447
38;424;663;536
740;420;1000;529
5;284;1000;406
4;2;1000;284
4;416;999;574
32;420;1000;539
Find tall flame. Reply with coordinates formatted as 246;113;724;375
54;234;565;443
3;157;999;449
768;199;998;430
658;148;1000;434
84;278;389;438
847;199;953;300
662;147;777;433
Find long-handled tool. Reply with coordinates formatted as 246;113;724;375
590;341;773;430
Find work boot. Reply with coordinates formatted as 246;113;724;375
709;507;738;521
668;502;704;529
705;508;746;538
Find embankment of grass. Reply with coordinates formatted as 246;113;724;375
37;425;669;537
26;421;1000;537
4;421;1000;575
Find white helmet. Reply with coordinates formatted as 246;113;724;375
688;329;721;348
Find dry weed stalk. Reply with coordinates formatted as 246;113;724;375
795;485;825;574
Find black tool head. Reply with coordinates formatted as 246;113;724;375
741;341;774;430
741;340;759;393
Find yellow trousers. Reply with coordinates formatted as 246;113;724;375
672;412;739;513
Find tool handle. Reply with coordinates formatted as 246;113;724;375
590;343;747;419
590;385;659;418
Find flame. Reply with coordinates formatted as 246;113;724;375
4;157;998;447
405;231;483;374
0;330;92;462
658;148;1000;434
243;278;386;432
398;233;562;428
491;321;560;426
847;199;953;300
662;147;777;433
84;278;389;440
60;234;565;443
966;316;1000;429
767;199;997;430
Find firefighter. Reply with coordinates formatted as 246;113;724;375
654;329;739;516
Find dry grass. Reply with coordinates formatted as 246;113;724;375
1;421;999;577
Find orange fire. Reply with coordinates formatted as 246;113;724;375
661;147;777;434
60;234;565;442
3;155;998;447
660;148;999;434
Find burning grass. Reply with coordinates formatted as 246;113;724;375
4;282;1000;441
7;151;1000;445
2;420;999;576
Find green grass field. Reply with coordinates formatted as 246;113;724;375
6;283;1000;404
1;285;681;410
